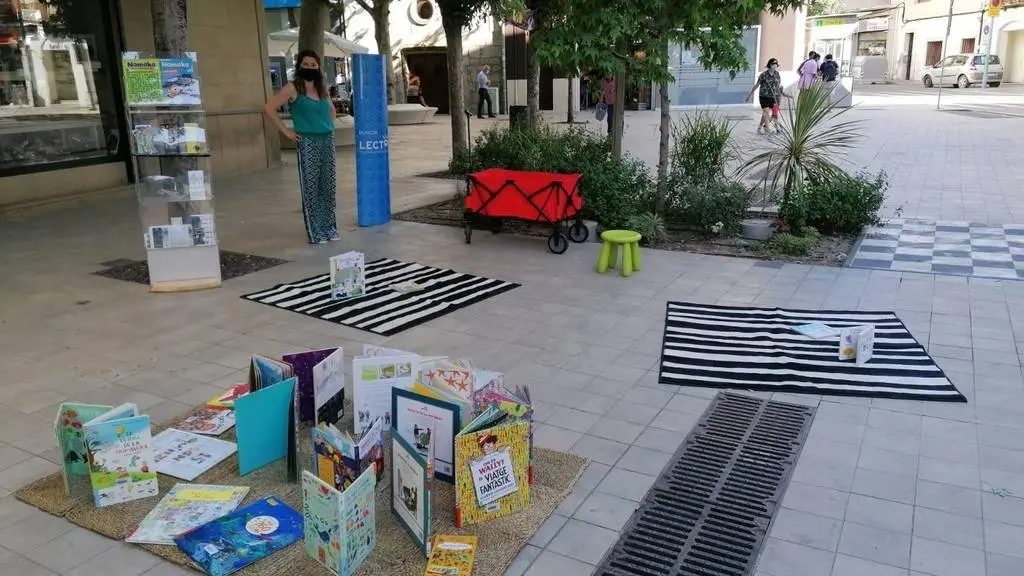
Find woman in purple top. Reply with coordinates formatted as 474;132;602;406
798;51;820;91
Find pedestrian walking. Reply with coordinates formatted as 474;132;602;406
746;57;791;134
264;49;339;245
477;65;496;118
600;74;616;135
407;70;426;106
798;51;819;91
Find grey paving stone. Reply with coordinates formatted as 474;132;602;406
909;536;986;576
570;434;629;466
980;444;1024;475
0;555;58;576
814;402;870;426
587;417;644;444
648;408;701;434
620;386;673;409
915;480;982;518
851;468;918;505
857;445;919;477
780;481;850;521
0;510;74;553
831;554;909;576
25;527;118;573
918;457;980;490
845;494;914;534
808;419;866;446
64;542;163;576
663;394;712;416
632;427;686;452
572;491;637;531
769;508;842;551
527;513;568;547
919;435;979;466
548;516;618;561
862;427;922;455
981;492;1024;527
983;520;1024;559
533;423;584;452
986;551;1024;576
912;507;984;550
609;399;660;426
920;416;979;443
756;537;836;576
523;550;595;576
867;409;923;433
791;458;857;492
616;446;673;476
838;522;912;568
595;467;656;502
140;563;197;576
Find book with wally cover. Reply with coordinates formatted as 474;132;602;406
83;404;159;507
55;402;112;494
207;384;249;410
391;431;433;556
234;377;298;480
174;496;304;576
392;387;460;484
470;379;534;484
248;355;293;393
283;348;344;425
312;417;384;492
454;411;530;528
127;484;249;545
425;535;478;576
302;467;376;575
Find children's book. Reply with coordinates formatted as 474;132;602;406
83;403;159;507
207;384;249;410
352;353;419;435
249;355;294;393
392;387;460;484
425;535;478;576
302;467;376;575
840;325;876;365
283;348;344;425
419;358;477;404
152;429;237;481
330;251;365;300
235;377;298;480
470;378;534;484
454;411;531;527
312;416;385;492
175;408;236;436
391;431;433;556
54;402;112;494
127;484;249;545
174;496;304;576
793;323;839;339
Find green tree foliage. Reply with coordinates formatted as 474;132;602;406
808;0;843;16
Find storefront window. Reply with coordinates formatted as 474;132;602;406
0;0;125;174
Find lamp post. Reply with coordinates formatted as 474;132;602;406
936;0;955;109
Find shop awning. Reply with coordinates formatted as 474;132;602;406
267;27;369;59
264;0;302;8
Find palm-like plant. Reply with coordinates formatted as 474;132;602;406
740;83;863;207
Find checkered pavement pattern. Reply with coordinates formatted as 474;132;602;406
848;219;1024;280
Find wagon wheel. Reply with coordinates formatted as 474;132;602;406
568;220;589;243
491;220;503;234
547;231;569;254
464;221;472;244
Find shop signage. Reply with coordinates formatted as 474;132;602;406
815;16;857;27
989;0;1003;16
352;53;392;228
122;52;202;107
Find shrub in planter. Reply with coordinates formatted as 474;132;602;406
782;170;887;235
671;181;752;237
768;227;821;256
627;212;668;246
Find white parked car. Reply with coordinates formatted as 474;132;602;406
922;54;1002;88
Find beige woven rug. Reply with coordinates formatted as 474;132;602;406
16;402;587;576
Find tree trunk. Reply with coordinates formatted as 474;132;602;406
443;17;468;156
298;0;329;55
566;77;574;123
526;34;540;128
372;2;396;104
150;0;187;53
655;80;670;215
610;42;627;159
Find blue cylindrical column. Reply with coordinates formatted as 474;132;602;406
352;53;391;227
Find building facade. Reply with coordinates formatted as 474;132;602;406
0;0;276;208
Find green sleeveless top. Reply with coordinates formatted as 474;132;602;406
289;93;333;135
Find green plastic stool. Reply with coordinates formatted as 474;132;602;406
597;229;642;277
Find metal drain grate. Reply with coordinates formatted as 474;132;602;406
594;392;815;576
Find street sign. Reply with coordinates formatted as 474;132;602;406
989;0;1003;16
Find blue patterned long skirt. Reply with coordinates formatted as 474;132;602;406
296;133;338;243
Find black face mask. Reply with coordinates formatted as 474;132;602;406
297;68;322;83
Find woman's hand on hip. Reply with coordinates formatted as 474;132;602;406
283;128;300;143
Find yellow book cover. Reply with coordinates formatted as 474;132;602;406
424;535;477;576
454;420;530;527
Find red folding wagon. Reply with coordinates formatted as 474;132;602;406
464;168;590;254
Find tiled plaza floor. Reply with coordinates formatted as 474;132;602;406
3;102;1024;575
849;219;1024;280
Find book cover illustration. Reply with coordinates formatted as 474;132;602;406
312;417;384;492
330;251;365;300
454;419;531;527
127;484;249;545
391;432;432;556
152;429;237;481
282;348;339;424
419;359;477;404
471;379;534;484
54;402;112;494
174;496;304;576
84;410;159;507
235;377;298;478
313;348;345;428
302;467;376;575
249;355;293;393
207;384;249;410
425;535;478;576
175;408;236;436
352;354;418;435
392;387;460;484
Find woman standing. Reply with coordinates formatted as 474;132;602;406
746;58;790;134
264;50;339;244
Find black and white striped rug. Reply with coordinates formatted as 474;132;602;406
241;258;519;336
659;302;966;402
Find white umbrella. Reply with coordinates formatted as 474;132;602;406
267;28;369;59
